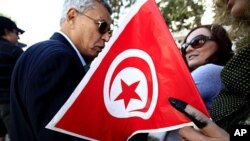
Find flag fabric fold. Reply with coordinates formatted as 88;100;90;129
46;0;209;140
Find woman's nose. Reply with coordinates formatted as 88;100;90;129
185;45;194;53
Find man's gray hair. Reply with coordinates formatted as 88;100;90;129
60;0;112;25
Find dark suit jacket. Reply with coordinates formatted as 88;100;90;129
10;33;88;141
0;38;23;103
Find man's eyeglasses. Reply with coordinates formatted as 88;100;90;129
181;35;216;54
79;12;112;35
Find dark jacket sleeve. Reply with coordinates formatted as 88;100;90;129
11;43;87;141
27;50;86;141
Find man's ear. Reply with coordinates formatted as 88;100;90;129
66;8;78;22
2;28;13;41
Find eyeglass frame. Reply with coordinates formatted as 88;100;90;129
181;35;216;54
77;11;112;35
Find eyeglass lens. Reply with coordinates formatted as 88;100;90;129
80;13;111;35
182;35;215;50
98;21;110;34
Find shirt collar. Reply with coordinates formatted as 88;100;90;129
56;31;86;67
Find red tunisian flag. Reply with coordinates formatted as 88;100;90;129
46;0;209;140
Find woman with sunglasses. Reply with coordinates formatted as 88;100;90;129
181;24;233;72
181;24;233;111
176;0;250;140
162;24;233;141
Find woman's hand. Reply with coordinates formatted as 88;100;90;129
169;98;229;141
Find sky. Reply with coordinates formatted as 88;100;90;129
0;0;213;47
0;0;64;46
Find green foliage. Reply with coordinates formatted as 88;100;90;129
108;0;205;33
108;0;137;27
159;0;205;32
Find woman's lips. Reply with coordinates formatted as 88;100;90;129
187;54;197;60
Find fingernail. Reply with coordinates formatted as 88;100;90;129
168;97;207;128
168;97;187;112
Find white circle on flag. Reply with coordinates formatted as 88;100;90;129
103;49;158;119
109;67;148;111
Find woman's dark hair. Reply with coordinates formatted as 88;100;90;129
181;24;234;71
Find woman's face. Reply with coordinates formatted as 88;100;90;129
184;28;219;70
227;0;249;18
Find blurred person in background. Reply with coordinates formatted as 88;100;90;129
0;16;24;141
210;0;250;132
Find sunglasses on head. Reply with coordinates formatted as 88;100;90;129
181;35;216;54
79;12;112;35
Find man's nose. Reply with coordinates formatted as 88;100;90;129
102;32;112;42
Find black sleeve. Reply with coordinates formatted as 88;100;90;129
24;50;87;141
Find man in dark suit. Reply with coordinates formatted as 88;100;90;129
0;16;24;141
10;0;113;141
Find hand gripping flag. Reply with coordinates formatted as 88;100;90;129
46;0;209;140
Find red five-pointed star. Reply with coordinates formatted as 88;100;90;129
114;79;142;109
